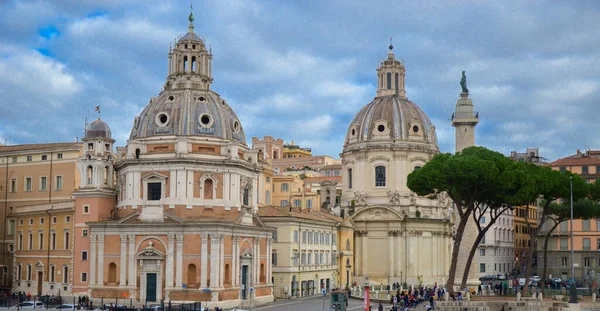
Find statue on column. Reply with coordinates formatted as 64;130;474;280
460;71;469;94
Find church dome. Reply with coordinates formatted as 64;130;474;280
344;44;437;148
86;118;112;139
129;90;246;144
345;96;436;145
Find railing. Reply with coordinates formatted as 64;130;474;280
451;112;479;120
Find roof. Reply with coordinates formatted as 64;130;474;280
549;156;600;167
258;205;343;224
0;142;82;154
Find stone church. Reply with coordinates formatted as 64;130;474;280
72;12;274;309
341;43;479;287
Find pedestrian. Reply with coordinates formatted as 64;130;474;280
378;302;384;311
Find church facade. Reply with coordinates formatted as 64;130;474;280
341;44;458;287
71;13;274;308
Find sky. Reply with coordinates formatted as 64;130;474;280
1;0;599;162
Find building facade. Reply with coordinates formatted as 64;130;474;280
257;206;353;299
341;44;454;287
477;210;515;277
0;142;82;292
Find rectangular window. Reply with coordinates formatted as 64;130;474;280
348;168;353;189
281;183;289;192
293;230;298;242
375;166;386;187
64;230;70;249
306;199;312;208
25;177;32;191
28;232;32;249
479;248;485;256
81;251;88;260
583;238;591;251
50;266;55;283
81;272;87;283
272;230;277;242
10;179;16;192
301;253;306;266
293;252;299;266
40;218;44;225
27;265;32;281
65;216;70;223
63;266;68;284
559;166;566;172
560;221;568;233
585;257;591;267
272;251;277;266
55;176;63;190
480;263;486;273
87;143;93;150
11;157;17;163
560;237;568;250
17;264;22;280
29;218;33;225
18;233;23;250
583;219;591;231
39;233;44;250
52;217;57;224
583;166;589;174
8;220;15;235
281;200;289;206
480;217;486;224
40;176;47;191
41;155;47;161
57;153;63;159
51;232;56;250
82;229;89;237
293;199;301;207
147;182;162;200
83;205;90;214
26;156;32;162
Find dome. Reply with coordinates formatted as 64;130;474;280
344;95;437;146
129;90;246;145
86;118;112;139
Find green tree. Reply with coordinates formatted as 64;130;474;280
408;146;519;291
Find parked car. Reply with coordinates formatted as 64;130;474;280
54;304;81;310
552;277;562;283
9;301;46;310
479;275;497;281
565;279;580;288
497;274;507;280
530;275;541;282
517;278;526;286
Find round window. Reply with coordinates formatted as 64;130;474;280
351;128;356;136
199;96;206;102
377;124;385;133
168;95;174;101
413;125;419;133
155;113;170;126
199;114;212;127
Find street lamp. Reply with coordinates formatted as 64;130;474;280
569;176;577;304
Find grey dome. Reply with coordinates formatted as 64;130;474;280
86;118;112;139
129;90;246;145
345;95;437;146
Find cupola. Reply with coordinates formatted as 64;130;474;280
376;39;406;98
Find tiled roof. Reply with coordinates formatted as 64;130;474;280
549;156;600;166
0;142;82;153
258;205;341;223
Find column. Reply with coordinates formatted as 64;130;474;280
219;236;224;287
235;240;241;286
267;237;272;283
128;234;135;287
200;234;208;288
394;232;401;279
89;235;97;285
231;237;238;286
255;238;261;284
361;232;368;278
388;231;394;277
175;234;183;287
119;235;127;286
166;234;175;289
97;234;105;285
210;234;221;288
355;232;361;276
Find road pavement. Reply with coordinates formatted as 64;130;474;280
230;294;398;311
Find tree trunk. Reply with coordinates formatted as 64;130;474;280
522;230;536;296
541;221;560;294
446;210;471;292
460;228;486;288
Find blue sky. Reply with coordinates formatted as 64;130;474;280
1;0;600;161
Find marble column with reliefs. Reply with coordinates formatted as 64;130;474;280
119;235;127;287
200;234;208;288
219;236;224;287
166;234;175;289
89;235;97;285
175;234;183;287
97;234;105;285
127;234;135;287
210;234;221;288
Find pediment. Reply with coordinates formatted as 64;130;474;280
137;246;164;259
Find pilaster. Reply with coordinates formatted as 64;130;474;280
166;234;175;289
210;234;221;288
127;234;135;287
119;235;127;287
201;234;208;288
89;235;97;285
97;234;105;285
175;234;183;287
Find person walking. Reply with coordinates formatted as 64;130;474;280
378;302;384;311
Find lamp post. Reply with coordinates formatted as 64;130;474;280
569;176;578;303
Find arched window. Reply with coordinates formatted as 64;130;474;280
375;166;386;187
104;166;109;185
260;263;265;283
224;264;231;285
187;264;197;286
108;263;117;284
386;72;392;89
265;190;271;204
183;56;188;72
302;231;307;243
191;56;197;72
243;187;250;206
86;166;93;185
395;73;399;91
204;179;213;200
346;258;350;266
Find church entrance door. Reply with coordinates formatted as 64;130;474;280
37;272;43;295
241;265;248;300
146;273;157;302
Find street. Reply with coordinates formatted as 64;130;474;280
238;295;396;311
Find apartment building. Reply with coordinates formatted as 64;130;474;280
272;175;320;210
477;209;515;277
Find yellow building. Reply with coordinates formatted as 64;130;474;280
271;175;320;209
0;142;82;292
257;206;354;298
283;141;312;158
513;205;537;273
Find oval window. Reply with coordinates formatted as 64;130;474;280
377;124;385;133
199;96;206;102
199;114;212;127
413;125;419;133
351;128;356;136
233;120;240;133
168;95;174;101
155;113;169;126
